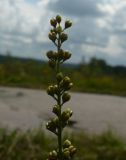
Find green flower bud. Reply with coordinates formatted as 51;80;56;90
53;105;60;116
46;118;59;133
56;72;63;82
67;83;73;90
68;146;77;156
50;18;57;27
52;150;57;157
62;92;71;103
60;76;73;90
62;112;70;121
53;85;58;94
56;15;62;23
46;50;54;59
49;152;52;157
65;20;72;29
68;145;74;151
52;32;57;37
60;32;68;43
53;52;58;60
46;122;50;129
50;28;57;34
66;108;73;117
48;150;57;160
62;108;73;121
63;150;70;159
52;117;59;127
63;139;71;148
48;32;57;42
70;148;77;156
63;76;71;85
46;121;56;132
47;85;55;96
48;60;56;68
64;148;69;152
49;52;58;60
63;51;71;61
56;26;62;33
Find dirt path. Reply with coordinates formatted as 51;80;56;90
0;86;126;136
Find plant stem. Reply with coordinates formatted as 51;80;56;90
57;86;62;160
57;33;62;160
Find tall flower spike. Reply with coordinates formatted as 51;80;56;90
46;15;76;160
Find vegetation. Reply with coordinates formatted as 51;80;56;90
0;54;126;96
0;128;126;160
0;53;126;96
46;15;76;160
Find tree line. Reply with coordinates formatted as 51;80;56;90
0;54;126;96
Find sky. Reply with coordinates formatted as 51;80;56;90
0;0;126;66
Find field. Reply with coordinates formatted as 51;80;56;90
0;55;126;97
0;128;126;160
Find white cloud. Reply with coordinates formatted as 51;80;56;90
0;0;126;65
0;0;53;55
101;36;123;57
0;0;52;34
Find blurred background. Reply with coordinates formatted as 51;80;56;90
0;0;126;96
0;1;126;159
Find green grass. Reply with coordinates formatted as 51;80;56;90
0;128;126;160
1;55;126;97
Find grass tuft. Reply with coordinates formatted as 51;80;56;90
0;128;125;160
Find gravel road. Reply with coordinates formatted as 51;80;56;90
0;86;126;136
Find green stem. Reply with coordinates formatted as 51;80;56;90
57;86;62;160
57;32;62;160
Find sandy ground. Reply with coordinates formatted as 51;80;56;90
0;86;126;136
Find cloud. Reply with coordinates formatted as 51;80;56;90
0;0;52;58
48;0;104;17
0;0;126;66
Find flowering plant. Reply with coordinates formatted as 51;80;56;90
46;15;76;160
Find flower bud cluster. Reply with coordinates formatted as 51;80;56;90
47;50;72;68
47;75;73;104
51;105;73;129
60;76;73;91
47;140;76;160
48;150;58;160
63;140;77;160
47;15;72;69
47;84;72;104
46;15;76;160
49;15;72;44
47;85;59;97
